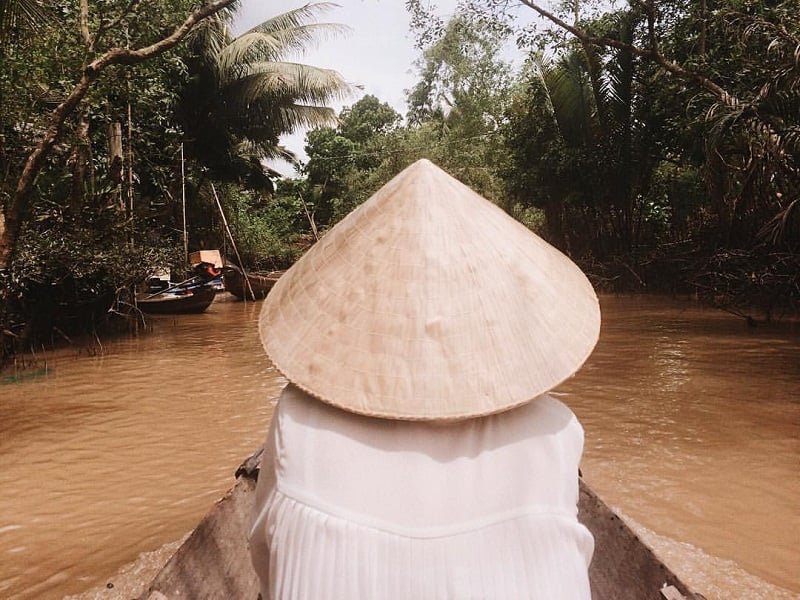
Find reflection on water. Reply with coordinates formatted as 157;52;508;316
558;296;800;597
0;294;798;599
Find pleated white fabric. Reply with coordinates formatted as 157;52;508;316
250;385;594;600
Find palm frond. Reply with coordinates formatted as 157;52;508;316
602;22;634;130
0;0;53;44
543;54;594;146
225;61;351;106
242;2;339;36
232;103;339;145
180;3;350;186
272;104;339;133
187;12;232;64
217;23;349;78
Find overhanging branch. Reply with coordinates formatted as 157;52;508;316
0;0;240;269
517;0;739;107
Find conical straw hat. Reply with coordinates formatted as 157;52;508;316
259;159;600;420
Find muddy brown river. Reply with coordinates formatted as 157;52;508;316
0;294;798;599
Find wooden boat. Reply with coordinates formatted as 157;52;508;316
138;451;704;600
136;285;216;315
223;266;284;300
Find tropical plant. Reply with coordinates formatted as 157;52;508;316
178;2;352;189
303;94;402;226
509;0;798;249
0;0;241;269
504;10;666;258
698;4;800;247
403;9;513;202
0;0;51;46
303;8;516;229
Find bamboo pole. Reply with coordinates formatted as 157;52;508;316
210;184;255;301
298;193;319;242
181;143;188;261
127;93;134;240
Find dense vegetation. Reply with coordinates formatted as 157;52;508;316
1;0;797;358
0;0;347;354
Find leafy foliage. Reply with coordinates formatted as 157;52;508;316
0;1;351;351
2;0;798;352
303;94;403;226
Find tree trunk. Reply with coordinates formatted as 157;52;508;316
68;112;93;214
108;121;124;211
0;71;96;267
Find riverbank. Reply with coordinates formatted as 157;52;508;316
0;310;148;375
3;240;798;371
582;250;800;327
2;290;797;380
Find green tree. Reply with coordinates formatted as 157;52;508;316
697;2;800;246
0;0;51;45
503;9;670;257
304;7;516;228
403;8;513;202
0;0;240;269
304;94;401;225
513;0;798;249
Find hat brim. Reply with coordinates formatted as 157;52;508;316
259;160;600;420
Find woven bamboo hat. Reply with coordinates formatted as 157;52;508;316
259;159;600;420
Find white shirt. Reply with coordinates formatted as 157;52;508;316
250;384;593;599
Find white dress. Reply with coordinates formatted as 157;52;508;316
249;385;594;600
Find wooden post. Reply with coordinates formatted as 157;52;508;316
108;122;124;212
181;143;188;261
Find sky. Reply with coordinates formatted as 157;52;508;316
234;1;535;176
234;1;447;172
236;1;445;116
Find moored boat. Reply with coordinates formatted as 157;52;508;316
136;285;216;315
223;266;284;300
138;451;704;600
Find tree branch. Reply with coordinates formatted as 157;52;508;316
641;0;659;56
94;0;144;49
91;0;236;70
517;0;739;108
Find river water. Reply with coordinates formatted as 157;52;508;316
0;294;797;599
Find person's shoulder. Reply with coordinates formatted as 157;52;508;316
526;393;583;436
276;383;322;424
536;393;575;413
277;383;373;434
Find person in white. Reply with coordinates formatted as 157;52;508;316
249;159;602;599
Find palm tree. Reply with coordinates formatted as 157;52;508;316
178;2;352;189
0;0;50;46
519;9;661;257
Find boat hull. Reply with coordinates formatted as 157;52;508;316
138;458;701;600
223;269;283;301
136;287;216;315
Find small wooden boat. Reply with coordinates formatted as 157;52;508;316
138;451;704;600
136;285;216;315
223;266;284;300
